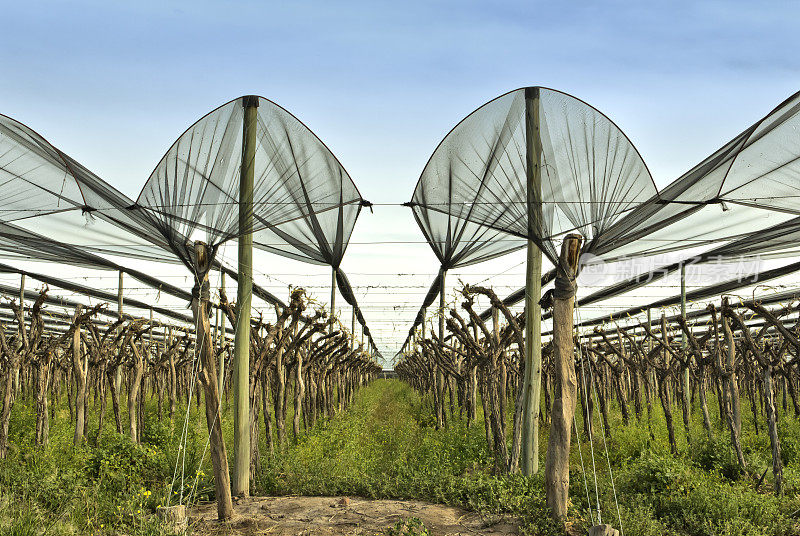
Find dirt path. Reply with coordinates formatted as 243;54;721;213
190;495;518;535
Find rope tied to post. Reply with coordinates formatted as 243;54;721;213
539;266;577;310
191;279;211;303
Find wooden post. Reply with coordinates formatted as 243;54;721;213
114;271;124;395
647;307;655;412
293;323;305;438
233;95;258;497
192;241;234;520
330;267;337;332
439;270;446;341
545;234;582;519
18;274;24;318
522;86;544;475
680;264;686;346
72;305;86;445
118;270;124;317
14;274;24;395
168;325;176;419
680;263;692;447
437;269;447;428
763;363;783;495
218;270;226;393
681;263;692;394
723;311;742;434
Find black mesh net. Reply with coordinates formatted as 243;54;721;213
135;96;365;270
403;87;800;353
0;97;378;352
410;87;657;265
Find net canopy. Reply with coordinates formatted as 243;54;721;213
583;90;800;262
135;96;366;272
132;96;378;351
409;87;657;265
402;87;800;354
0;113;173;262
0;99;380;354
0;113;285;307
403;86;657;343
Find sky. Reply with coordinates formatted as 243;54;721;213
2;0;800;363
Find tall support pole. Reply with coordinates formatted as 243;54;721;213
437;269;447;429
117;271;124;318
72;305;86;446
681;263;691;423
218;271;226;393
680;264;686;343
522;87;543;475
114;271;124;394
18;274;24;329
330;267;337;333
14;274;25;394
233;95;258;497
439;270;446;342
647;307;654;396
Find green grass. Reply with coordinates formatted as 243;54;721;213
1;380;799;535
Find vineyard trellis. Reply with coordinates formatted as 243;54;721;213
397;85;800;525
2;84;800;529
0;96;381;521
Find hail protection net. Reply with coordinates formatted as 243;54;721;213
0;98;379;354
136;96;365;271
410;87;657;267
0;112;284;309
404;87;657;344
132;96;377;350
0;113;181;263
459;89;800;329
402;87;800;354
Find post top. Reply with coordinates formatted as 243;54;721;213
524;87;540;99
242;95;260;108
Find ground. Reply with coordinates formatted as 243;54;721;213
3;379;800;535
190;495;518;535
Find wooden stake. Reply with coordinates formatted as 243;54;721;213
233;95;258;497
14;274;24;394
545;234;582;519
192;241;234;520
218;270;226;393
522;87;544;475
331;267;337;332
763;363;783;495
72;305;86;445
437;269;447;428
114;271;124;396
680;263;692;447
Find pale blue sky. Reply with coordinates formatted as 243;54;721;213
2;0;799;356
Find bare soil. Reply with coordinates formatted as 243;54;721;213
189;495;518;536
